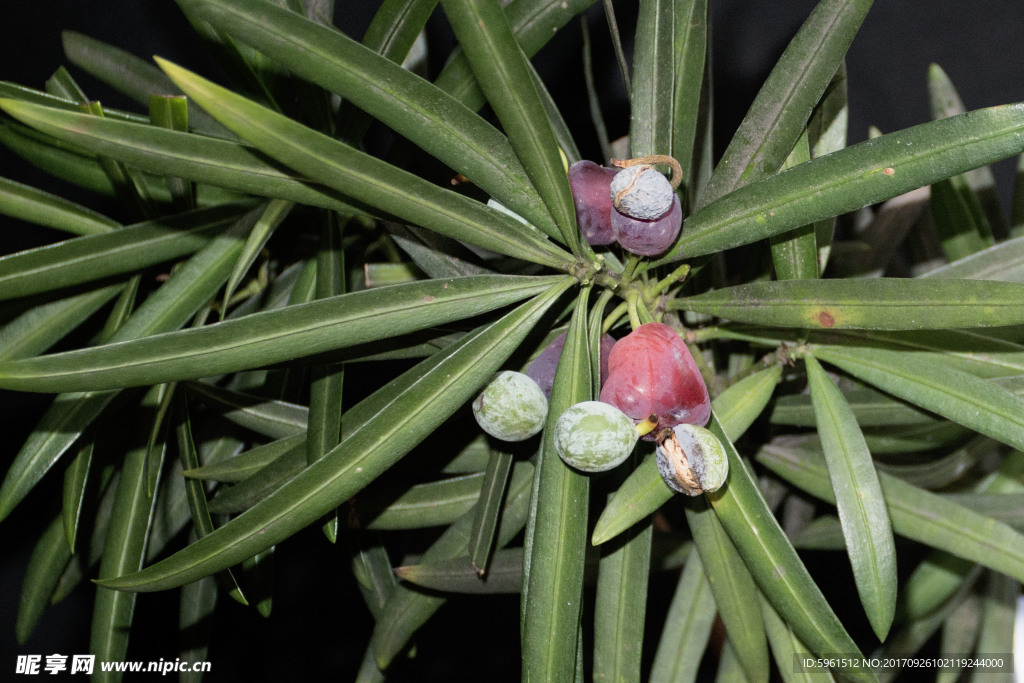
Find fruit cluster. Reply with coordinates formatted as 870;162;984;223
568;158;682;256
471;322;721;493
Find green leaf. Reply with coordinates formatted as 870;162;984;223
921;232;1024;282
674;278;1024;330
811;345;1024;452
0;284;123;362
156;59;574;270
184;434;303;483
930;177;995;261
0;203;247;302
703;413;873;682
177;574;218;683
686;496;769;683
360;472;488;530
0;176;120;236
805;355;896;639
757;441;1024;584
770;386;936;427
222;199;293;315
393;547;525;594
0;99;373;217
770;133;819;280
760;591;836;683
90;428;162;683
696;0;873;208
593;491;652;683
658;103;1024;263
669;0;709;207
592;363;782;545
630;0;675;159
467;448;514;574
521;289;591;682
16;515;73;644
182;0;561;241
433;0;600;110
185;382;308;438
61;30;231;139
61;439;94;551
205;445;305;515
440;0;580;252
649;546;716;683
0;274;567;393
97;280;571;592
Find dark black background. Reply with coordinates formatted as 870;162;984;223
1;2;1022;680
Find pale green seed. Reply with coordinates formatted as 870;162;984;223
554;401;638;472
472;371;548;442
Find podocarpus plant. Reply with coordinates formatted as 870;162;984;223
2;1;1024;681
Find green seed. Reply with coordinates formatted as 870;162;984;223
472;371;548;442
554;401;639;472
655;423;729;495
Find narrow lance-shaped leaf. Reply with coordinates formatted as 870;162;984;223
811;344;1024;452
630;0;675;158
685;495;769;683
805;354;896;640
703;412;874;682
155;59;574;270
467;448;514;575
522;289;592;682
0;284;123;362
670;0;709;206
756;440;1024;584
0;202;248;302
181;0;561;240
770;132;818;280
0;274;566;393
0;175;120;236
0;99;374;217
649;546;717;683
440;0;582;253
657;102;1024;264
696;0;873;208
672;278;1024;330
96;280;572;592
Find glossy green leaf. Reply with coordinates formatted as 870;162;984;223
222;200;292;314
703;413;873;682
686;496;769;683
875;435;991;489
0;275;565;393
371;460;535;667
0;176;120;236
360;472;488;530
440;0;580;252
630;0;675;158
675;278;1024;330
592;363;782;545
521;289;591;682
593;489;652;683
757;440;1024;583
98;281;570;592
61;439;94;551
0;284;122;362
433;0;600;110
90;434;161;683
156;59;575;270
659;103;1024;263
0;99;373;217
178;573;218;683
669;0;709;200
812;345;1024;452
467;448;514;574
863;421;972;455
182;0;561;240
805;355;896;639
930;176;995;262
974;572;1019;669
649;546;716;683
921;233;1024;282
0;203;246;302
183;434;304;483
203;445;304;515
697;0;873;208
149;94;195;212
185;382;308;438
